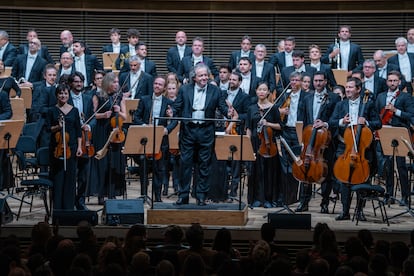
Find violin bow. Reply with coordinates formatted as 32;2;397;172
258;82;291;123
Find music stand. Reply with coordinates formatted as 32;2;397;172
0;120;24;205
102;52;119;70
166;122;180;198
332;69;348;87
215;133;255;210
124;99;139;123
123;125;164;206
378;125;413;219
20;87;32;109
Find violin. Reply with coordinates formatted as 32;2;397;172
80;114;95;158
380;90;400;125
110;106;125;143
257;109;277;158
280;95;291;122
54;113;71;161
333;90;372;185
292;94;330;183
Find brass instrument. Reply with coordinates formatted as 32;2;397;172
119;52;131;69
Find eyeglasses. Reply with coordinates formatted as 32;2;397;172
29;41;39;46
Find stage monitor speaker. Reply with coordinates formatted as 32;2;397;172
102;199;144;226
52;210;98;226
267;213;311;229
0;198;13;224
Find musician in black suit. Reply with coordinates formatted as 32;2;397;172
252;44;276;94
237;57;261;103
362;59;387;100
72;40;103;89
329;77;381;220
118;55;153;99
177;36;218;84
120;42;157;77
375;71;414;206
68;72;96;210
0;90;12;190
228;35;255;70
387;37;414;94
172;63;229;206
321;25;364;74
296;71;340;213
31;64;58;122
0;30;17;67
269;36;296;73
102;28;123;54
277;71;309;207
166;31;192;74
278;50;317;94
133;76;177;201
374;50;401;80
18;29;54;64
308;44;337;89
115;28;141;71
11;38;47;85
57;52;75;77
222;71;250;200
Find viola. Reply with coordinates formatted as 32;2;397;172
333;90;372;185
292;94;330;183
81;129;95;157
258;124;277;158
110;111;125;143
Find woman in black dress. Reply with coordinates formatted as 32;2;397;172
48;84;82;210
0;59;21;97
89;72;127;203
246;82;282;208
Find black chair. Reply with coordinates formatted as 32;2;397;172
14;135;38;180
16;147;53;220
351;183;389;226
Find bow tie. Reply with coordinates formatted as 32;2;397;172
72;94;82;100
197;87;206;93
75;56;81;62
387;92;396;97
28;55;35;59
349;100;359;106
153;96;162;101
290;92;299;99
365;78;373;83
242;75;249;80
227;90;236;96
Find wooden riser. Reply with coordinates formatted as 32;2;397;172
147;203;248;226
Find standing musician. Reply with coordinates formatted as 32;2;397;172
296;71;340;213
278;71;309;207
246;81;281;208
48;83;83;210
68;72;96;211
329;77;381;220
133;75;176;202
89;72;127;204
223;71;250;202
172;62;229;206
375;71;414;206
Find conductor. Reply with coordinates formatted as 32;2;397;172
173;63;229;206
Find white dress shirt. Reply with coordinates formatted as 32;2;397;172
112;43;121;54
75;54;88;86
192;85;207;123
152;94;162;125
240;73;251;94
71;91;83;118
25;53;37;80
286;91;300;127
0;42;8;60
130;71;141;98
285;51;293;67
340;40;350;70
255;60;264;78
398;53;412;82
177;45;186;60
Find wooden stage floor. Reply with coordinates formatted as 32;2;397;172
1;178;414;244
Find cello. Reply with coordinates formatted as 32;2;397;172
333;90;372;185
292;93;330;183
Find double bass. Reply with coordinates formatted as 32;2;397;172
333;90;372;184
292;93;330;183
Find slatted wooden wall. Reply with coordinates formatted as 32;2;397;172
0;10;413;74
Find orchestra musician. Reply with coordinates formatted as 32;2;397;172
172;62;229;206
375;71;414;206
133;75;176;202
68;72;96;210
296;71;341;213
0;90;12;191
0;59;20;97
246;81;281;208
223;71;250;202
89;72;127;204
48;83;83;210
278;71;309;207
329;77;381;220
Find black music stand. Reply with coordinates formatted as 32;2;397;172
123;125;164;207
215;133;255;210
166;122;180;198
378;126;414;219
0;120;25;206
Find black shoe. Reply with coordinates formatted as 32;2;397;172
98;196;105;205
320;204;329;214
162;190;168;196
385;198;395;205
357;212;367;222
295;202;309;212
175;197;189;205
197;199;206;206
76;202;89;211
400;198;408;206
273;201;283;207
335;213;350;221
